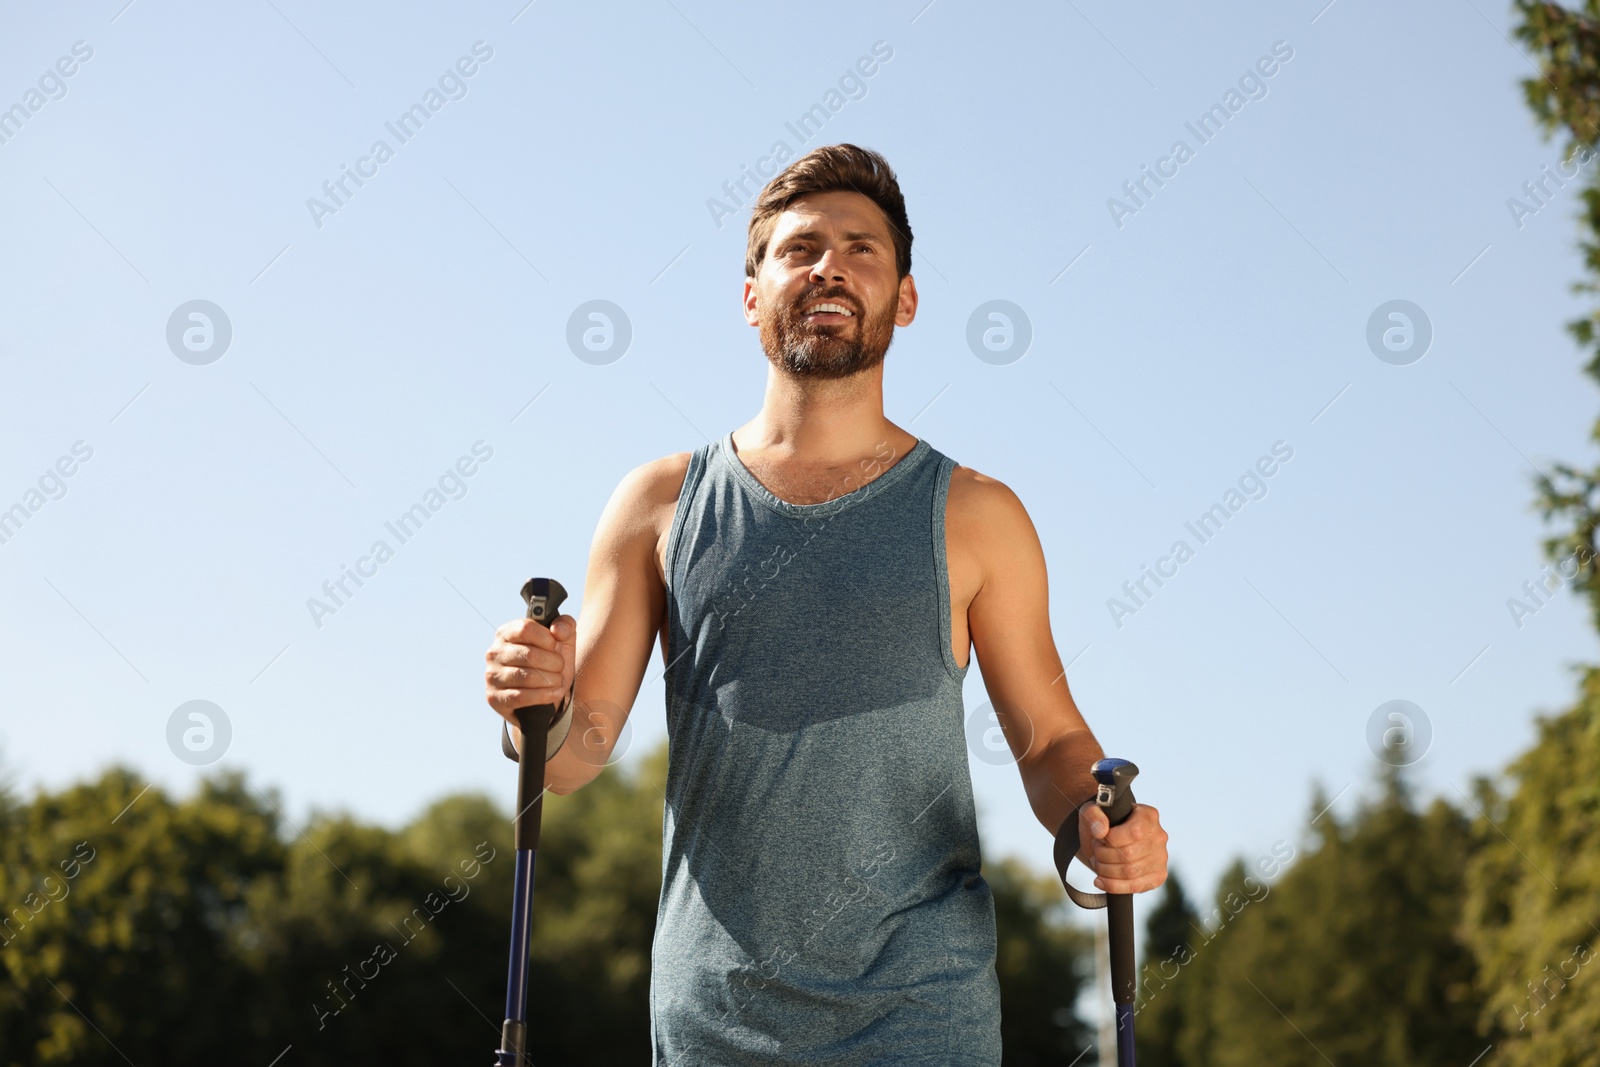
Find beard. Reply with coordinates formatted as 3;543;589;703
758;285;898;380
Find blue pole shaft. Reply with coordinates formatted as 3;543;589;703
1116;1003;1136;1066
503;847;538;1022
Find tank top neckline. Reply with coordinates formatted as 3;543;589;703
718;430;932;519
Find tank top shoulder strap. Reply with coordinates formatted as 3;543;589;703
664;440;715;593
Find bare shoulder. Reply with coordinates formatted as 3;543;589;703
598;452;692;536
945;464;1044;594
622;451;694;507
597;452;694;584
947;464;1034;533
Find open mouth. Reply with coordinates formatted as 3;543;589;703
800;300;856;324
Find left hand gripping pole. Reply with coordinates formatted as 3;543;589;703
1053;757;1141;1067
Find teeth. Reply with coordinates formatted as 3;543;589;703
805;302;853;316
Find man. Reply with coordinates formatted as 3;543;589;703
484;143;1169;1064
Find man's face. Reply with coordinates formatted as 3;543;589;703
743;190;917;380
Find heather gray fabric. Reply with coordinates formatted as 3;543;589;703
650;431;1001;1065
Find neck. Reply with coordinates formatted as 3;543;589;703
739;363;907;463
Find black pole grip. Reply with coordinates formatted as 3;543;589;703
513;577;567;851
1094;759;1140;1009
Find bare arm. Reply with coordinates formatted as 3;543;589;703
957;470;1169;893
486;453;687;795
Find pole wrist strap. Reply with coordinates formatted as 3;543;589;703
1054;796;1111;910
500;679;575;764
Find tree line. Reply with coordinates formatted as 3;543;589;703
0;742;1094;1065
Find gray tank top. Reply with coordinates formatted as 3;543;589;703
650;430;1002;1065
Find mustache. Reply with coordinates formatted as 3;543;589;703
792;288;859;316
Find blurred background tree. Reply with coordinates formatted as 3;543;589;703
1125;769;1496;1067
987;855;1095;1065
1462;680;1600;1067
1134;870;1201;1067
0;740;1095;1065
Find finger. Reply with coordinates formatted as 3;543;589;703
488;664;565;691
490;643;564;672
489;685;570;718
1077;802;1108;839
1093;869;1168;894
551;614;577;642
1090;829;1166;862
1093;852;1167;892
497;618;557;649
1101;821;1150;849
1090;847;1157;878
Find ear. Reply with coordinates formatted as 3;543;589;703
742;277;760;327
894;273;918;327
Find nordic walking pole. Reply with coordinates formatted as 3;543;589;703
1052;757;1141;1067
493;576;568;1066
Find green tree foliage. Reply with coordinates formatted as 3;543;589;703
0;768;285;1063
1156;770;1486;1067
1514;0;1600;631
1136;870;1201;1067
0;742;1091;1064
985;855;1094;1065
1463;678;1600;1067
516;741;669;1062
1454;8;1600;1065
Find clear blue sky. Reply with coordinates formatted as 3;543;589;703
3;0;1595;944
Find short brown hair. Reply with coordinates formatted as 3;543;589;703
744;143;913;280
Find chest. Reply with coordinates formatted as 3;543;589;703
654;467;980;672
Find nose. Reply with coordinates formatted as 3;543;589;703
809;246;846;284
